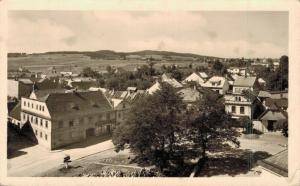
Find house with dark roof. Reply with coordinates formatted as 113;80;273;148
254;97;288;133
257;149;288;177
105;88;146;125
20;90;115;150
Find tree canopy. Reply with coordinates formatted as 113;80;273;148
112;85;240;176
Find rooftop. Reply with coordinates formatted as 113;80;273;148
234;76;256;87
258;149;288;177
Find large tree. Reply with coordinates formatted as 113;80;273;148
185;88;240;173
113;85;241;176
113;83;185;172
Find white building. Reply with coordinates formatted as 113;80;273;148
224;76;257;118
181;72;207;86
202;76;229;95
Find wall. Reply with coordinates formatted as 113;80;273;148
20;111;52;149
50;111;116;149
7;79;19;98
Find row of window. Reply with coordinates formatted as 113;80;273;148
35;129;48;141
57;113;114;129
23;113;49;129
231;106;245;114
23;100;45;112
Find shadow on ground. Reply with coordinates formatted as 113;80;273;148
196;149;272;177
59;134;112;150
7;123;38;159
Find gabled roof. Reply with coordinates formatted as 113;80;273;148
265;98;288;109
234;76;256;87
202;76;227;88
45;91;113;118
259;109;287;121
258;149;288;177
31;89;68;102
9;102;21;121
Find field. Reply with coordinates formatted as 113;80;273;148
8;53;208;74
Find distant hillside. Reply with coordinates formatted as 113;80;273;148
9;50;218;61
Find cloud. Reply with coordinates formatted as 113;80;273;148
8;16;76;53
8;11;288;58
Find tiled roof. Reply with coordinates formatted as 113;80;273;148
45;91;113;118
234;76;256;87
258;149;288;177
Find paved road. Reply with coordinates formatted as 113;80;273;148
8;138;114;177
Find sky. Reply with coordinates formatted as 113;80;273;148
8;11;288;58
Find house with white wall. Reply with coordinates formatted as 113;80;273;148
202;76;229;95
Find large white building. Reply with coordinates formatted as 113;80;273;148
19;89;115;150
224;76;257;118
181;72;208;86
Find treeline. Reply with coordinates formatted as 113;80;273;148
253;55;288;91
8;53;27;57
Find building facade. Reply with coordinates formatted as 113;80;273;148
20;90;115;150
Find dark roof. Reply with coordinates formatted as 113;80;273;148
45;91;113;119
33;89;67;102
9;102;21;120
258;149;288;177
70;81;98;90
265;98;288;109
234;76;256;87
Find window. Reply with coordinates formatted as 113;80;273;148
39;105;42;111
238;97;241;101
23;114;26;120
40;118;43;127
32;103;34;108
27;102;30;107
123;103;126;109
24;101;26;106
69;120;74;127
42;106;44;111
40;132;43;138
45;120;48;128
35;117;38;124
45;134;48;141
240;106;245;114
35;130;38;135
30;116;33;123
232;106;236;113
